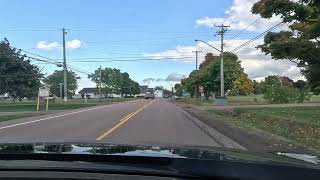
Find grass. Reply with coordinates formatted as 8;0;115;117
178;95;320;106
0;98;135;112
209;106;320;150
0;114;41;122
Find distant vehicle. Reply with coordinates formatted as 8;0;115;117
163;94;170;98
144;91;155;99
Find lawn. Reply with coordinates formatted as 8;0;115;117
0;114;42;122
178;95;320;106
0;98;135;112
209;106;320;150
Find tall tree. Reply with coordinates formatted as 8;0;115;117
0;39;43;100
252;0;320;94
180;52;252;98
43;70;80;98
89;67;140;96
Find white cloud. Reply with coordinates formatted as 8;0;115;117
195;0;282;32
36;39;82;50
145;39;304;81
142;73;186;84
36;41;60;50
165;73;186;81
66;39;82;49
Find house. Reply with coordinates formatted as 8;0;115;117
78;88;100;99
154;90;163;98
78;88;121;99
139;85;148;93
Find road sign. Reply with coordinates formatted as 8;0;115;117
39;88;49;97
198;86;204;93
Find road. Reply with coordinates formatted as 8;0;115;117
0;99;244;149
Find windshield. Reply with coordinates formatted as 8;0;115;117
0;0;319;165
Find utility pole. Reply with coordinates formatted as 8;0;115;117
192;50;202;70
99;65;102;102
215;24;229;97
62;28;68;101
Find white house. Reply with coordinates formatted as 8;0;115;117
154;90;163;98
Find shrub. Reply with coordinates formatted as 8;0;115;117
263;85;311;104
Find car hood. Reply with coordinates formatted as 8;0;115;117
0;143;319;169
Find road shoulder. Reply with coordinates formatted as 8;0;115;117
176;102;318;155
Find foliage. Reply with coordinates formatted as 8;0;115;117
0;39;43;100
88;67;140;96
179;52;252;98
252;0;320;94
43;70;80;98
263;85;311;104
174;83;183;96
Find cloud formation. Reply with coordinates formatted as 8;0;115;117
195;0;282;32
36;39;82;50
142;73;186;83
145;39;304;81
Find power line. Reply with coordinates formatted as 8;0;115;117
226;17;261;41
68;57;194;63
230;22;284;52
59;55;194;61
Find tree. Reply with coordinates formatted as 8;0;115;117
294;80;307;90
252;0;320;94
0;39;43;100
180;52;252;98
88;67;140;96
43;70;80;98
253;80;264;94
174;83;183;96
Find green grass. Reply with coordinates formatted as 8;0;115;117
178;95;320;106
209;106;320;150
0;114;40;122
0;104;98;112
0;98;135;112
310;95;320;103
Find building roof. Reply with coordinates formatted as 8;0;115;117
78;88;98;94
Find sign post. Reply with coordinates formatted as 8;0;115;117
36;91;40;111
198;86;204;103
37;87;50;111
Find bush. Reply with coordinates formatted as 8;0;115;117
263;85;311;104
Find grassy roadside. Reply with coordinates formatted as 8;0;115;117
177;95;320;106
209;107;320;150
0;98;135;112
0;114;45;122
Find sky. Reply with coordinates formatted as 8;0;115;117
0;0;304;92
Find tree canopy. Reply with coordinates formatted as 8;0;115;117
0;39;43;100
88;67;140;96
43;70;80;98
179;52;253;98
252;0;320;94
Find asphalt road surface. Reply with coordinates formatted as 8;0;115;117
0;99;244;149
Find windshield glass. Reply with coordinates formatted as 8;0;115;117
0;0;319;165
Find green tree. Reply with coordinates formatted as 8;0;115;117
43;70;80;98
252;0;320;94
174;83;183;96
89;67;140;96
0;39;43;100
180;52;252;98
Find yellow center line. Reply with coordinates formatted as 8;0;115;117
96;100;156;141
120;112;134;122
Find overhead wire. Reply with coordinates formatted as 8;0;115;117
230;22;284;52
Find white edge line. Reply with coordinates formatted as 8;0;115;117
0;105;110;130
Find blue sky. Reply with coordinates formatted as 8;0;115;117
0;0;303;90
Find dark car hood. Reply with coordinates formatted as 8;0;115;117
0;143;319;169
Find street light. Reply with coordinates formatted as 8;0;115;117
195;39;221;53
